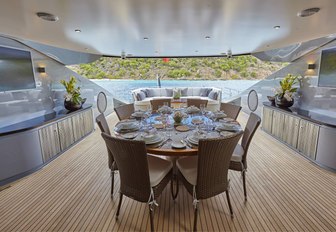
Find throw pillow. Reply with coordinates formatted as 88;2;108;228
141;89;148;97
165;88;173;97
200;88;212;97
208;90;218;100
180;88;188;97
136;91;146;101
146;89;154;97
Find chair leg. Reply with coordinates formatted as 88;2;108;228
111;170;115;198
242;170;247;201
226;190;234;218
193;202;198;232
116;193;123;219
149;205;154;232
171;175;179;200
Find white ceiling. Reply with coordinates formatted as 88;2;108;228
0;0;335;57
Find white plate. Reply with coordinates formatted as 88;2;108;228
121;132;138;139
172;141;186;149
187;136;199;145
142;135;163;145
117;122;138;130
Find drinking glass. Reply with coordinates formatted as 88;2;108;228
200;103;205;115
166;122;174;139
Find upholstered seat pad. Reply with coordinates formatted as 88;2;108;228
147;155;173;187
231;144;244;162
176;156;198;185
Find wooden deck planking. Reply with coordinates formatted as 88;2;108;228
0;112;335;231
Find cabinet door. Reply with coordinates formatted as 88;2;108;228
262;107;273;133
57;117;75;151
39;124;61;163
297;120;320;160
72;113;85;141
282;114;300;148
83;109;94;136
271;111;285;139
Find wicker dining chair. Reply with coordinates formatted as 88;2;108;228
175;132;243;231
150;98;172;111
230;112;261;201
187;98;208;108
101;133;173;232
220;102;242;120
114;103;135;121
96;113;118;198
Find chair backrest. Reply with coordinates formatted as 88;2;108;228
187;98;208;108
241;112;261;165
101;133;151;202
150;98;172;111
114;103;135;121
96;114;114;169
220;102;242;120
196;132;243;199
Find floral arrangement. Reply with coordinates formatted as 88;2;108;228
173;111;183;123
274;74;299;101
173;88;181;99
60;76;83;104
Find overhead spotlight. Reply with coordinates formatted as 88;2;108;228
205;36;211;39
274;26;281;30
298;7;320;17
75;29;81;33
36;12;59;22
143;37;149;40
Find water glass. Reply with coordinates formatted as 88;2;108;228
200;104;205;115
166;123;174;139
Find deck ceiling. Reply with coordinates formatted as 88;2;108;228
0;0;336;57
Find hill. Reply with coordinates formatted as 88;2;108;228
69;56;286;80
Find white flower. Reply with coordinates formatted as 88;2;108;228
64;93;72;101
283;91;293;101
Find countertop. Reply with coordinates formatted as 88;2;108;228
0;104;92;136
263;102;336;128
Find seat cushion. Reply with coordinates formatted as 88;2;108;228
231;144;244;162
176;156;198;185
147;155;173;187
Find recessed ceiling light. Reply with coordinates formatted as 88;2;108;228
36;12;59;22
298;7;320;17
274;26;280;30
143;37;149;40
155;51;159;53
195;50;199;53
205;36;211;39
75;29;81;33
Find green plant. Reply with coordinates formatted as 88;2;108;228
60;76;83;104
274;74;299;101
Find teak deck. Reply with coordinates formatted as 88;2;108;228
0;112;335;231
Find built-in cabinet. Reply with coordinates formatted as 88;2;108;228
297;120;319;160
262;106;320;160
38;108;94;163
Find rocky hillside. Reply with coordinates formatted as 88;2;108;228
69;56;286;80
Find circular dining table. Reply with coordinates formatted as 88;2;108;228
113;110;242;157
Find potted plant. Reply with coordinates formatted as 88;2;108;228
173;111;183;124
60;76;86;111
173;88;181;100
274;74;299;108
